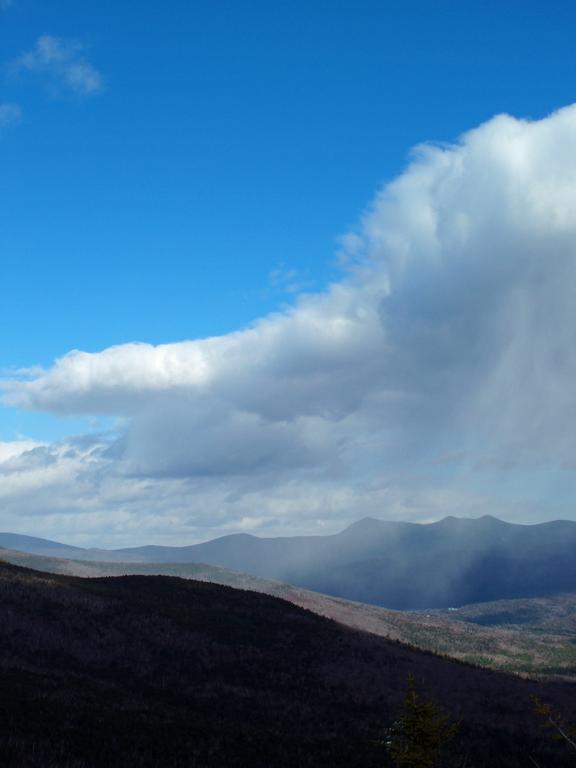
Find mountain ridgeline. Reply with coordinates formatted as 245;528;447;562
3;516;576;609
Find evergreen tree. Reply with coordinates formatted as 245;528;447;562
385;675;459;768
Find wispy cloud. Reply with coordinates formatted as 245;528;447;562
269;266;313;295
0;102;21;130
14;35;103;96
0;0;14;9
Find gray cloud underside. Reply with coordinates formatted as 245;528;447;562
3;106;576;544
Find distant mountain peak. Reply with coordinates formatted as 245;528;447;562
435;514;507;527
344;516;384;531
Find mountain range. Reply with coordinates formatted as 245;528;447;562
3;515;576;608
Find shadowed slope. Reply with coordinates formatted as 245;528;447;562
1;546;576;679
0;561;575;766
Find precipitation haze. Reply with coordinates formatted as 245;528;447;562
3;106;576;546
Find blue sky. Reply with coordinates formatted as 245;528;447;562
2;1;576;544
3;1;575;367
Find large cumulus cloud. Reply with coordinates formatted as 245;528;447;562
3;105;576;544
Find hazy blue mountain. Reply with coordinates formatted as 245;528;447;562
4;515;576;609
0;532;89;559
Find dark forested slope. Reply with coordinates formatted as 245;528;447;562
2;546;576;678
0;561;574;767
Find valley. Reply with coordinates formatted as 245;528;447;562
2;541;576;679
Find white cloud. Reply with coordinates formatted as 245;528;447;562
0;0;14;9
0;440;43;464
0;103;21;130
0;436;532;547
4;105;576;542
14;35;103;96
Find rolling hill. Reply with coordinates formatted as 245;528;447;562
1;546;576;679
0;560;575;767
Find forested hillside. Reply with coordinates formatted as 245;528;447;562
0;561;575;767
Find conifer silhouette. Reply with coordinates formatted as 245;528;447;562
385;675;459;768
